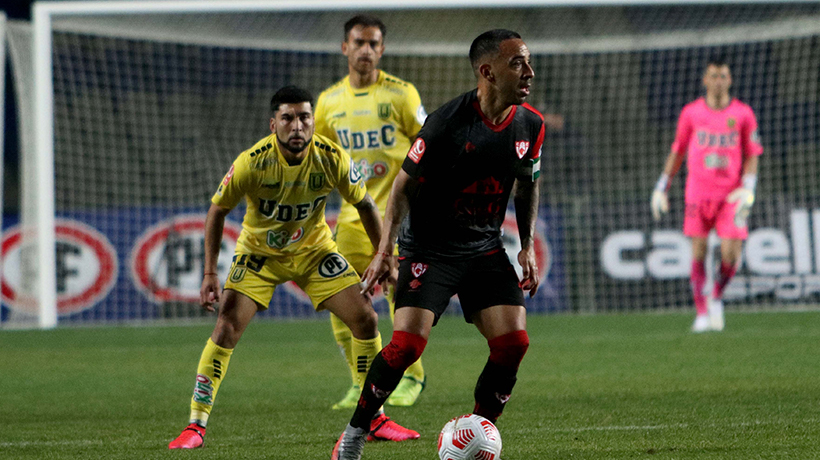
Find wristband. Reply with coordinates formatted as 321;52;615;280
655;173;670;192
203;272;218;276
742;174;757;192
377;252;393;258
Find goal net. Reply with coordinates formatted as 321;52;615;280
5;1;820;327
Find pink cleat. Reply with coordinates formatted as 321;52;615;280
168;423;206;449
367;413;420;442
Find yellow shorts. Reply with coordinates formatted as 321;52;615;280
335;222;396;274
335;222;399;304
223;241;361;309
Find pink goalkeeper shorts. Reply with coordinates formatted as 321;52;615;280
683;199;748;240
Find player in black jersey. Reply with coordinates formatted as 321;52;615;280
332;29;544;460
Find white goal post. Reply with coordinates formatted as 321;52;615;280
14;0;820;328
0;12;5;323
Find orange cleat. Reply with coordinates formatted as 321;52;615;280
168;423;206;449
331;432;343;460
367;413;420;442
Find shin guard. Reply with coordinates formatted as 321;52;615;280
474;330;529;423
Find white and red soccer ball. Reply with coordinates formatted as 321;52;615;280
438;414;502;460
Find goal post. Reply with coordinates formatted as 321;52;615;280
5;18;46;329
32;6;57;329
0;11;5;326
9;0;820;328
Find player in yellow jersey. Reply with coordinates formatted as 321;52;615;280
315;15;427;409
169;86;419;449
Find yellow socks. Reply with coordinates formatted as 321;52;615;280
404;355;425;382
330;312;360;387
189;338;234;427
351;334;382;387
332;288;425;388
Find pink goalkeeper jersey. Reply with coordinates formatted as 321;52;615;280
672;97;763;202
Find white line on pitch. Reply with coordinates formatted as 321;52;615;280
2;419;814;448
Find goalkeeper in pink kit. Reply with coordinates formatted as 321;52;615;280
651;59;763;332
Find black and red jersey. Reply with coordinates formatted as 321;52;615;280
399;89;544;259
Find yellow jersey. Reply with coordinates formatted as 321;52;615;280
212;133;366;257
315;70;426;226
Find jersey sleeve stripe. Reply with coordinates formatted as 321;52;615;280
521;102;545;122
521;103;545;160
531;122;545;160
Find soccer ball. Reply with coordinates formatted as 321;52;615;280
437;414;502;460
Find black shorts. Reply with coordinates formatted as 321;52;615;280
394;249;525;325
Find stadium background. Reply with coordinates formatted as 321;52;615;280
2;2;819;326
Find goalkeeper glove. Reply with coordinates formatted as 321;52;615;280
727;174;757;228
651;174;670;221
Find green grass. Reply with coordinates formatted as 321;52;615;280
2;311;819;459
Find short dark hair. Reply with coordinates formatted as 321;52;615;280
270;86;313;114
469;29;522;74
706;58;730;70
344;15;386;41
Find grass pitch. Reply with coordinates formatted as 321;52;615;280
2;311;819;459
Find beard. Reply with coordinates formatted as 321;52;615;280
281;135;310;154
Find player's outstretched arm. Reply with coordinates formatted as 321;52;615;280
200;203;232;312
360;169;417;295
651;150;685;221
514;178;541;297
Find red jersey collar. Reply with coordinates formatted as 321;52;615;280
472;100;517;132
